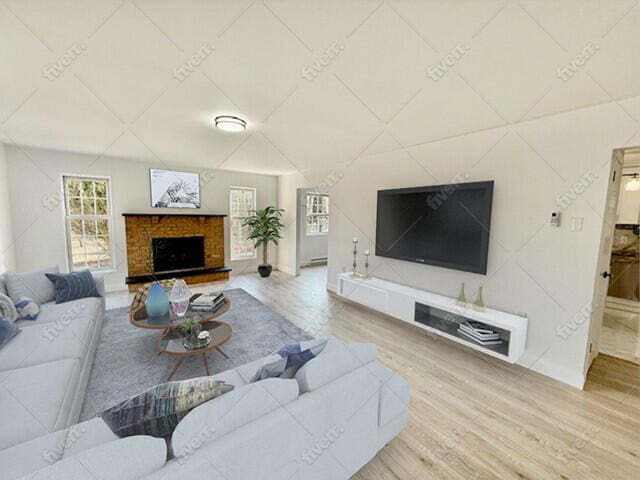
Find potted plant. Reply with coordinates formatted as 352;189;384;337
242;206;284;277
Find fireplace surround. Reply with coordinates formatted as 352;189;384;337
123;213;231;291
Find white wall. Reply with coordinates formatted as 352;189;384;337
325;101;639;389
297;187;328;266
0;143;16;273
4;145;278;291
277;172;313;275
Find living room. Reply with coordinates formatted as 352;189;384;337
1;2;639;479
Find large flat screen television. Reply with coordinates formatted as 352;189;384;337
375;181;494;274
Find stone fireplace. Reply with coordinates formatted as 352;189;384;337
123;213;231;292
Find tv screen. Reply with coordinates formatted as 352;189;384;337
375;181;494;274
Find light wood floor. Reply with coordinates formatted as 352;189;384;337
108;266;640;479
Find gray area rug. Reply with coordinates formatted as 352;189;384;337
80;288;312;420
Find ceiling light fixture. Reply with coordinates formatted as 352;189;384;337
214;115;246;132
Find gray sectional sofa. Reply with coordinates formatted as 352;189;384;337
0;272;105;451
0;270;410;480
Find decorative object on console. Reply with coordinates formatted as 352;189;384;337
0;293;18;323
351;237;360;277
0;314;20;349
472;286;486;312
150;168;201;208
363;249;370;278
145;283;170;317
14;297;40;320
455;282;467;306
99;378;234;438
169;279;191;318
45;269;101;304
242;206;285;278
251;338;329;382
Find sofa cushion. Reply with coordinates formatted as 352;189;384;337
0;317;93;371
5;266;59;305
366;362;411;428
211;367;247;387
45;270;101;304
0;429;67;480
295;337;378;393
233;357;265;383
0;358;80;450
171;378;299;459
250;338;328;382
100;378;234;439
18;296;102;327
16;436;166;480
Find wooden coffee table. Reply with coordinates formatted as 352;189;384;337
157;320;232;380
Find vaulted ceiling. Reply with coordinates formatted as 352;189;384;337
2;0;640;176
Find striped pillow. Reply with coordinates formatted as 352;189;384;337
99;378;234;438
45;270;101;304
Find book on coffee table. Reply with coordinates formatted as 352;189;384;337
191;293;225;311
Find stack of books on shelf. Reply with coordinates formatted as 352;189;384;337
457;321;503;346
191;292;226;313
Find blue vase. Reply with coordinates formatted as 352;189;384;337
145;283;169;317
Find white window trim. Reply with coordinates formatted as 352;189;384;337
305;193;329;236
61;174;116;273
229;186;257;261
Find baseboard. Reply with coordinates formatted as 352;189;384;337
327;281;337;293
276;265;297;276
516;353;586;389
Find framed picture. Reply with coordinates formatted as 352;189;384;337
149;169;201;209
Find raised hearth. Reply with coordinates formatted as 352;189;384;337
123;213;231;291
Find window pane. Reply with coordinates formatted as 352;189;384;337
69;197;82;215
96;219;109;235
66;179;81;197
96;198;108;215
95;181;107;198
81;180;94;198
84;220;97;235
319;215;329;233
70;219;83;235
230;217;255;258
82;197;95;215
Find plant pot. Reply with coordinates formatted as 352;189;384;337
258;264;273;278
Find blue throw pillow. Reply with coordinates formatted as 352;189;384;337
0;315;20;349
15;297;40;320
45;270;101;304
251;338;328;382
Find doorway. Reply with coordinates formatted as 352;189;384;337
294;188;329;276
602;148;640;364
587;147;640;372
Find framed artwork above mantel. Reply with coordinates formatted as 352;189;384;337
149;168;201;209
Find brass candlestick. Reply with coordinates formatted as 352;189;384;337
351;237;359;277
363;250;370;278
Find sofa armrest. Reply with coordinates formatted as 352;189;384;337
92;274;106;310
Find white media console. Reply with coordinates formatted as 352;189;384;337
336;273;528;363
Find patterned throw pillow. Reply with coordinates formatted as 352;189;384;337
0;293;18;323
99;378;234;438
0;315;21;349
251;338;329;382
45;270;101;304
15;297;40;320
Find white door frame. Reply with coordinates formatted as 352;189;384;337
584;149;624;374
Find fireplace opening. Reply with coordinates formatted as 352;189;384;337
152;236;205;272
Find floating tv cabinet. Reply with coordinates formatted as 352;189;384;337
336;273;527;363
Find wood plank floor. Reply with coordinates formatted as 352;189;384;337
108;266;640;479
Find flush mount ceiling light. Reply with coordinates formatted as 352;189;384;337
214;115;246;132
624;173;640;192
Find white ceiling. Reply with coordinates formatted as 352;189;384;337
2;0;640;176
